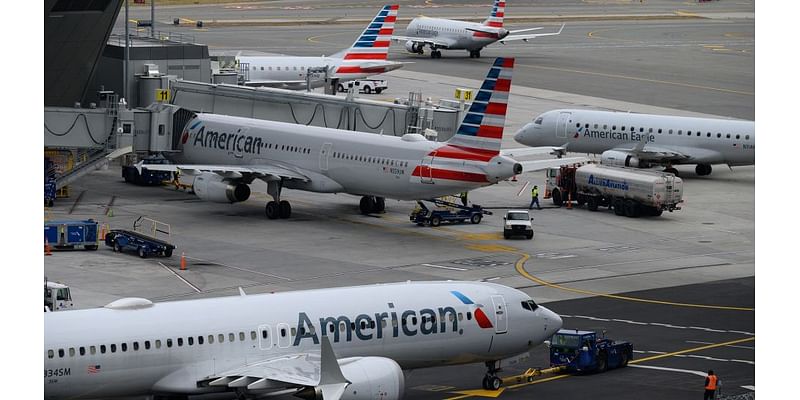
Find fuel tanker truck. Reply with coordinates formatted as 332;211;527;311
544;163;683;217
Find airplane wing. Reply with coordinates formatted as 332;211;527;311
518;156;588;173
243;80;309;88
498;23;565;44
137;162;311;182
391;35;455;49
502;146;568;159
612;143;693;163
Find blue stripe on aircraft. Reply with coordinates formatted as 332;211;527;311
190;120;202;129
354;42;377;47
457;125;480;136
493;58;506;67
474;90;492;102
369;23;382;29
364;29;380;35
469;102;487;114
359;35;378;42
486;67;501;79
462;113;483;125
379;10;389;16
450;291;475;304
481;80;497;91
374;17;386;23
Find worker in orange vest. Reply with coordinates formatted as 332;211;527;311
703;370;718;400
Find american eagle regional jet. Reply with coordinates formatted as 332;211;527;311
238;5;404;89
392;0;564;58
140;58;583;219
44;281;563;399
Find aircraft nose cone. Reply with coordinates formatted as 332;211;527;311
513;128;528;145
541;306;563;337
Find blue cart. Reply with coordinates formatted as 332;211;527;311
44;219;99;250
410;199;492;227
549;329;633;373
103;217;175;258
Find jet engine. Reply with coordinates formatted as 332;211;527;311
600;150;642;168
405;40;424;54
295;357;404;400
193;172;251;203
484;155;523;183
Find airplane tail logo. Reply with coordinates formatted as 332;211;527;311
450;291;494;329
444;57;514;155
340;5;398;61
483;0;505;28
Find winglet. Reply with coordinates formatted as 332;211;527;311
317;336;350;400
134;160;144;174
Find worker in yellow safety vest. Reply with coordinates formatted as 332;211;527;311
703;370;718;400
529;186;541;210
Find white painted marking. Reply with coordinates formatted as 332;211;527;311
742;385;755;391
517;182;530;197
688;326;727;333
158;262;201;293
651;323;687;329
729;330;755;336
184;255;293;281
629;364;709;377
486;277;501;281
564;315;754;335
611;319;648;325
422;263;468;271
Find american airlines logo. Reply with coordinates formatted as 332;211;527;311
580;127;654;143
191;125;265;155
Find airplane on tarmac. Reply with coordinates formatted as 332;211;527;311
238;5;404;89
140;58;584;219
391;0;564;59
44;281;563;399
514;109;755;176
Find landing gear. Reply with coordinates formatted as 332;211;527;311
695;163;712;176
359;196;385;214
481;361;503;390
430;49;442;59
469;49;481;58
265;180;291;219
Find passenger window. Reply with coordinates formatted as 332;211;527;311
736;134;740;139
621;126;626;131
585;124;589;128
58;349;65;358
100;345;106;354
133;342;139;351
229;333;235;342
110;344;117;353
658;129;662;134
69;348;75;357
144;341;150;350
177;338;183;347
697;132;701;137
745;135;750;140
48;349;54;359
260;66;264;71
707;132;711;137
594;124;598;129
612;126;616;130
281;328;286;337
458;313;463;321
208;335;214;344
198;336;204;345
717;133;722;138
166;339;172;348
155;340;161;349
90;346;96;355
80;347;85;356
291;328;297;337
262;330;268;339
726;134;731;139
678;130;682;135
575;123;580;128
219;334;225;343
669;130;673;134
603;125;608;129
687;131;691;136
251;331;257;340
121;343;127;352
188;337;194;346
240;332;245;341
466;312;472;320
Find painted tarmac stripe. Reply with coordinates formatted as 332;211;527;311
158;262;201;293
422;263;468;271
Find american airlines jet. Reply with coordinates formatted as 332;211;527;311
238;5;404;89
141;58;581;219
44;281;563;399
514;109;755;176
392;0;564;59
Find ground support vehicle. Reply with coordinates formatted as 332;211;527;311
545;163;683;217
122;157;173;185
410;199;491;227
44;219;99;250
549;329;633;373
45;178;56;207
503;210;534;239
337;78;388;94
104;217;175;258
44;280;73;311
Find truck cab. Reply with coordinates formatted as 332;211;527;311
549;329;632;373
503;210;534;239
45;281;73;311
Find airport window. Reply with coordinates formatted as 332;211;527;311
251;331;257;340
188;337;194;346
58;349;65;358
166;339;172;348
90;346;96;355
144;341;150;350
155;340;161;349
69;348;75;357
100;345;106;354
198;336;204;345
133;342;139;351
48;350;54;359
208;335;214;344
110;344;116;353
80;347;85;356
177;338;183;347
736;134;740;139
219;334;225;343
229;333;235;342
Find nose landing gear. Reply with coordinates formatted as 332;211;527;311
481;360;503;390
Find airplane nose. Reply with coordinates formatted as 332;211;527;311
513;128;528;145
541;306;563;337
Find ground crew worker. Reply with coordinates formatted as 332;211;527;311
529;185;541;210
460;191;469;207
703;370;718;400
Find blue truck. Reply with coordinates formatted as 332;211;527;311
44;219;99;250
122;158;173;186
549;329;633;373
105;229;175;258
410;199;491;227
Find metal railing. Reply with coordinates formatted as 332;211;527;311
109;30;196;46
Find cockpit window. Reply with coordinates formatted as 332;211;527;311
534;117;543;125
521;300;538;312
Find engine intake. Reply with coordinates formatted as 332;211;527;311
484;155;523;183
600;150;641;168
405;40;424;54
193;172;251;203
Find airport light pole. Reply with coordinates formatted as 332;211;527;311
151;0;155;38
124;0;129;105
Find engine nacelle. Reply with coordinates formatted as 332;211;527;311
193;172;251;203
600;150;641;168
484;155;523;183
405;40;423;54
296;357;404;400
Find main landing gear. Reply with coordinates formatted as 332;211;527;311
430;49;442;58
359;196;386;214
265;180;291;219
468;49;482;58
481;360;503;391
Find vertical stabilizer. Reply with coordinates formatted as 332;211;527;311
335;5;399;61
483;0;505;28
445;57;514;154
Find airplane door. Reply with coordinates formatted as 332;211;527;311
420;155;435;184
320;143;333;171
258;324;273;350
490;295;508;334
556;111;572;139
277;323;292;349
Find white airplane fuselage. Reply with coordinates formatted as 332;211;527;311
238;55;403;90
515;109;755;167
406;17;502;50
44;281;562;399
170;113;520;200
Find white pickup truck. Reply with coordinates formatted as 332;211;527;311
503;210;534;240
337;79;388;94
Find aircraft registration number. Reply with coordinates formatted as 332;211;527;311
44;368;71;378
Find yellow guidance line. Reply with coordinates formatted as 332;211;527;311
513;252;754;311
631;337;755;364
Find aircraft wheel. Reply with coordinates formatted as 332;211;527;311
373;197;385;213
265;201;280;219
487;376;502;390
359;196;375;214
279;200;292;219
475;50;481;58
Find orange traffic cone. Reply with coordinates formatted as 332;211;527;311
180;252;187;271
566;192;573;209
100;225;107;241
45;238;52;256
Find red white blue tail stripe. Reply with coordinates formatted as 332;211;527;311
445;57;514;154
339;5;398;66
483;0;505;28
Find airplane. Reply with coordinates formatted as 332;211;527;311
140;58;584;219
391;0;564;59
44;281;563;399
513;108;755;176
237;5;404;90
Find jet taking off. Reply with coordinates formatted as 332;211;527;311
238;5;404;89
44;281;562;399
141;58;574;219
514;109;755;176
392;0;564;59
